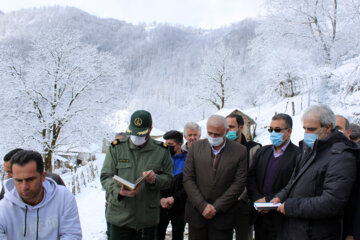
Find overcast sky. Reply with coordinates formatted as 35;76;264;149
1;0;265;29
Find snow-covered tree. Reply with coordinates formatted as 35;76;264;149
1;28;125;171
197;44;238;110
248;0;360;105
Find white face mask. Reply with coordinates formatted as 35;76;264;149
208;136;224;147
130;135;147;146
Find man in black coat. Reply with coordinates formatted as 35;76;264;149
272;105;359;240
247;113;300;240
337;119;360;240
226;113;261;240
158;130;187;240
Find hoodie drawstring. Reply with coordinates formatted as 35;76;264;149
24;206;28;237
23;206;40;239
36;208;39;240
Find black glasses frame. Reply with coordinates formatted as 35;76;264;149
268;127;288;133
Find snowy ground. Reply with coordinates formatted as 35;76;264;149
74;154;108;240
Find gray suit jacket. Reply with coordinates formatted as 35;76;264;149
183;139;248;229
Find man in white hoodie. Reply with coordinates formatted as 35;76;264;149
0;150;82;240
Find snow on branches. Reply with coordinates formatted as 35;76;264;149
0;28;125;171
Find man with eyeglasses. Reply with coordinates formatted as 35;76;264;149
247;113;300;240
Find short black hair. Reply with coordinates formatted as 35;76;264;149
226;113;244;126
163;130;183;144
4;148;23;162
272;113;293;129
10;150;44;175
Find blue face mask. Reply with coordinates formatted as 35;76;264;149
304;133;318;149
270;132;284;147
226;131;238;140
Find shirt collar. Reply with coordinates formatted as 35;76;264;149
273;140;290;158
211;139;226;156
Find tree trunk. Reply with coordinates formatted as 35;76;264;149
44;150;53;172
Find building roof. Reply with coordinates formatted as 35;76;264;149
214;108;256;124
187;108;257;139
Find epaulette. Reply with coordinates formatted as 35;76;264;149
111;140;120;147
111;137;127;147
154;140;168;149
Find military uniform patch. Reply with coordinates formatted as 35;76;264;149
152;140;168;149
111;140;119;147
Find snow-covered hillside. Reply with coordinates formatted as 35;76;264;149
0;2;359;239
1;5;359;161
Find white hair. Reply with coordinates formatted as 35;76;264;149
207;115;228;129
183;122;201;136
302;105;336;129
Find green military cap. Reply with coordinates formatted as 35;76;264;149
126;110;152;136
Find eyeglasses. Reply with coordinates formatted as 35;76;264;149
268;127;288;133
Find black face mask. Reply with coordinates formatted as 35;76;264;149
168;146;176;155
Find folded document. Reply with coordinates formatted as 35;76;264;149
253;202;281;210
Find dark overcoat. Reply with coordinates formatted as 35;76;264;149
276;130;359;240
183;139;248;230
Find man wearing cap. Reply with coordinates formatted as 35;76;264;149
101;110;173;240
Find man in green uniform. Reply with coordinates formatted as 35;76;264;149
101;110;173;240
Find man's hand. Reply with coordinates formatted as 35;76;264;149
345;236;355;240
160;197;175;209
277;202;286;215
270;197;281;204
160;198;168;208
119;184;141;197
270;197;283;214
167;197;175;207
144;170;156;184
255;197;266;203
202;204;216;219
255;197;269;214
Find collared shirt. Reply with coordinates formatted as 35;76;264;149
273;140;290;158
211;139;226;156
